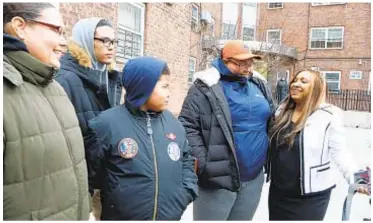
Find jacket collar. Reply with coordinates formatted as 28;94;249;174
3;33;28;52
125;100;160;118
193;67;267;87
65;40;115;70
59;41;120;90
4;51;56;87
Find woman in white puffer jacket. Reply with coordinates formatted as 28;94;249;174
266;69;368;220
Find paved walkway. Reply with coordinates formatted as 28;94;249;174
181;126;371;221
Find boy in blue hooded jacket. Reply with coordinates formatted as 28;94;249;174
86;56;198;220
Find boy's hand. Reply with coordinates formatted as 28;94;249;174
89;212;96;221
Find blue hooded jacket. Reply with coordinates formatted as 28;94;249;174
212;58;271;181
86;57;198;220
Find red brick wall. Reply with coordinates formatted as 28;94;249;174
143;3;191;114
257;3;371;90
58;3;223;113
144;3;222;114
59;3;118;37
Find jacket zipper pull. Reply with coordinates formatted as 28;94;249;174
147;114;153;135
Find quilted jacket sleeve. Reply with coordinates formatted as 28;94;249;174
86;116;111;193
178;86;208;176
328;107;359;184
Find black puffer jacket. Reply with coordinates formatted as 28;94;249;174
86;102;198;220
179;68;275;192
55;41;122;191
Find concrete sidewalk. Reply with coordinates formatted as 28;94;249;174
181;126;371;221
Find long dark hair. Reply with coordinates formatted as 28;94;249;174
269;69;327;148
3;3;55;26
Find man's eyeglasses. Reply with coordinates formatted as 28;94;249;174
94;37;118;48
228;59;253;69
27;19;66;38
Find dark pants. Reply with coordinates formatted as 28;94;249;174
193;171;264;220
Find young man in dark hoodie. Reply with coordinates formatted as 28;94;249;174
86;56;198;220
54;18;122;220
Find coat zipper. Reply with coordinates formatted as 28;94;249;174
299;130;305;195
113;82;117;106
147;114;159;220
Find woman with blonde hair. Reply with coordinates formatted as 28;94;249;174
265;69;368;220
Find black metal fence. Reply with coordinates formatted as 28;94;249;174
273;89;371;112
326;89;371;112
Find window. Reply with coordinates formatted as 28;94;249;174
116;3;145;62
310;27;344;49
242;3;257;41
266;29;281;45
221;3;238;40
276;70;290;83
243;27;255;41
268;3;283;9
322;71;341;92
188;57;197;84
349;71;363;80
312;2;346;6
222;23;237;40
191;4;199;31
210;18;215;37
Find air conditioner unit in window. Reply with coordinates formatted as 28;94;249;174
201;11;213;25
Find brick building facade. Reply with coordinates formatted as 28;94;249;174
257;2;371;91
59;3;222;114
58;3;370;112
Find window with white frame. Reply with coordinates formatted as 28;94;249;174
191;4;199;30
267;29;281;45
268;3;283;9
188;57;197;84
310;27;344;49
221;3;238;40
322;71;341;92
349;71;363;80
312;2;346;6
242;3;257;41
116;3;145;62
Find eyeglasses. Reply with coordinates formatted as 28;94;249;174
94;37;118;48
27;19;66;38
228;59;253;69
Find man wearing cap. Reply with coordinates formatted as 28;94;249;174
179;40;275;220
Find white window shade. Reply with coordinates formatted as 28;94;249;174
242;3;257;41
221;3;238;40
116;3;145;62
118;3;142;32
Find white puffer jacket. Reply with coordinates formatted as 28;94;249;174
268;103;359;195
